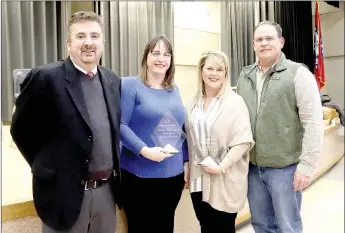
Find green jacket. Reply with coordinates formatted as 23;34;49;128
237;53;304;168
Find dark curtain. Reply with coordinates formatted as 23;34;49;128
275;1;314;72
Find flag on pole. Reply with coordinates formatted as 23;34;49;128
314;2;326;90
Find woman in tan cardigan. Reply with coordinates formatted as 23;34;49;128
184;51;255;233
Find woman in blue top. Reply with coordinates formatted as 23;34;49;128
120;35;188;233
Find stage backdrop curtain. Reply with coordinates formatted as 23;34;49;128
1;1;68;123
96;1;174;77
275;1;314;71
220;1;275;86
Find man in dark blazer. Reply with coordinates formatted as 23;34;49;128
10;11;121;233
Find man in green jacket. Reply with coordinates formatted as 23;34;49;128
237;21;323;233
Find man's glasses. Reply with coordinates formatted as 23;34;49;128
254;36;279;44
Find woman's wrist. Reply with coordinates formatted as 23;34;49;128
140;146;149;158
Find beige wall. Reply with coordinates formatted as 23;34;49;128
2;125;33;205
173;2;221;104
313;2;344;108
1;2;222;207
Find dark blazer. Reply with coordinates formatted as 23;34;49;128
10;57;121;231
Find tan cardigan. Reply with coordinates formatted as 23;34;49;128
185;90;255;213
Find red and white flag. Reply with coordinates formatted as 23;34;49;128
314;2;326;90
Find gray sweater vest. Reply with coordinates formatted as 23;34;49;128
237;53;304;168
80;73;113;180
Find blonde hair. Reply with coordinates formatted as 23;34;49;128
192;51;231;105
139;35;175;91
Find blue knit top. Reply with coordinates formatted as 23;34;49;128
120;76;188;178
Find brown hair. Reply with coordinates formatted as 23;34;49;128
254;21;283;38
139;35;175;91
68;11;104;40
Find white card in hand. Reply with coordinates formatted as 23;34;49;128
164;144;179;154
198;156;217;167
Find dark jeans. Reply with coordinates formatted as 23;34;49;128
121;169;185;233
191;192;238;233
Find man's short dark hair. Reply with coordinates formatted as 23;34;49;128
254;21;283;38
68;11;104;40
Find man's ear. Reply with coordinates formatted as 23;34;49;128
279;37;285;48
67;40;71;52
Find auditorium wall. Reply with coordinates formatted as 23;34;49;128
313;1;344;108
173;2;221;103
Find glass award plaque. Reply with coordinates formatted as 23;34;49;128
151;111;186;153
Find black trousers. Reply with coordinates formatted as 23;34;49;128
191;192;238;233
121;169;185;233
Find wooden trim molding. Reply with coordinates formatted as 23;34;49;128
2;201;37;222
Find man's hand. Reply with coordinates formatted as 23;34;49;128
293;171;311;191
